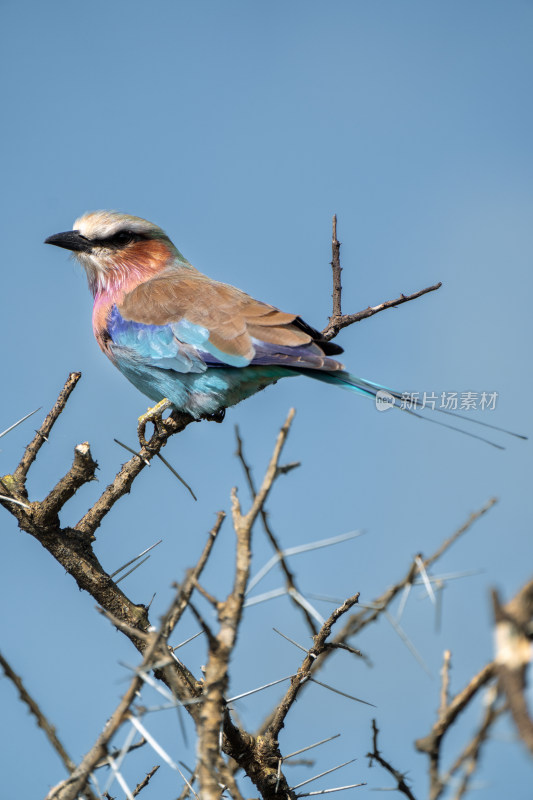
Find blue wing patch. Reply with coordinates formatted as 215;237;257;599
171;319;251;368
107;306;205;374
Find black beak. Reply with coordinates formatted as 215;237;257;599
44;230;93;253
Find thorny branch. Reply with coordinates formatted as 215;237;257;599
322;215;442;341
45;576;204;800
197;409;296;800
252;497;499;745
132;765;160;797
414;577;533;800
235;424;317;635
332;498;498;643
266;593;361;741
415;661;496;800
2;217;524;799
12;371;82;490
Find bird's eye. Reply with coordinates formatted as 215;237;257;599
114;231;134;245
93;229;145;249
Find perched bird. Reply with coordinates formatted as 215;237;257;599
44;211;358;417
45;211;522;447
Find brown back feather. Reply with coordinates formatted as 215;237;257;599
119;272;343;361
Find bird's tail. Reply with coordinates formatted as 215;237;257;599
296;369;527;450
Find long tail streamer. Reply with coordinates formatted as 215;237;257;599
298;369;527;450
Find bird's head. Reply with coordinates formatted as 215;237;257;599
45;210;188;296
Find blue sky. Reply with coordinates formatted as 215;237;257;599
1;2;532;798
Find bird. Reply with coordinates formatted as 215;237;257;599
45;211;523;447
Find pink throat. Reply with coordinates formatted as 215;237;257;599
89;244;173;346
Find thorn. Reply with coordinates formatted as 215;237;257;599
100;724;138;796
284;734;341;761
309;678;376;707
276;460;301;476
244;587;287;607
275;757;282;793
247;530;363;595
396;582;412;622
105;753;135;799
384;611;432;676
129;716;199;798
114;438;150;466
435;580;444;633
273;627;309;654
415;556;436;604
156;452;197;501
0;495;30;510
172;631;204;651
292;759;357;790
288;588;325;625
227;674;294;703
111;539;163;579
115;556;151;584
146;593;156;611
296;783;366;796
0;407;41;439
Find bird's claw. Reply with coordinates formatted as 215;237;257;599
137;398;173;446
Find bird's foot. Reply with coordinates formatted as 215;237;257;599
203;408;226;424
137;398;173;446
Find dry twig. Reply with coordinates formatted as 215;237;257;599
198;409;296;800
0;650;97;800
235;424;316;634
132;765;160;797
322;215;441;341
415;577;533;800
367;719;417;800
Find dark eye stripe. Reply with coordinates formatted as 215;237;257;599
91;230;150;249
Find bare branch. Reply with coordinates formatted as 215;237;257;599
12;372;82;490
46;571;212;800
322;217;441;341
414;576;533;799
439;650;452;717
330;214;342;320
235;423;316;635
333;498;498;643
492;578;533;755
322;282;443;341
45;628;166;799
415;660;495;752
74;409;193;537
267;593;361;739
38;442;98;523
0;649;99;799
425;498;498;570
132;765;160;797
198;409;296;800
163;512;225;638
367;719;417;800
445;693;506;800
253;499;498;747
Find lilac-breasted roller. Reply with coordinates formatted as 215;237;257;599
45;211;522;446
